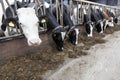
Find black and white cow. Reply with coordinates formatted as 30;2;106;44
106;9;118;24
83;8;94;37
37;2;67;51
1;1;42;46
52;4;79;45
90;7;105;33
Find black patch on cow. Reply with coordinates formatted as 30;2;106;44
85;23;91;34
114;17;118;23
52;31;63;51
68;29;77;45
96;22;102;33
1;18;19;31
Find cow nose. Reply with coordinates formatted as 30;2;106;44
28;39;42;46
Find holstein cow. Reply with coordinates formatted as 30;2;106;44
96;7;118;29
1;1;42;46
52;4;79;45
83;8;94;37
37;2;67;51
90;7;105;33
102;8;115;27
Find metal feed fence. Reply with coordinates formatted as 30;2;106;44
72;0;120;24
0;0;120;41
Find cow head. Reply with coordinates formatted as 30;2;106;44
84;21;94;37
95;21;104;33
1;17;18;31
52;27;66;51
68;27;79;45
103;19;108;30
1;17;19;36
107;17;114;27
113;17;118;24
17;7;42;46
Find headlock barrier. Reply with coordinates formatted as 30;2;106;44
0;0;120;42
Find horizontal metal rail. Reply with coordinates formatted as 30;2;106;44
75;0;120;10
72;0;120;24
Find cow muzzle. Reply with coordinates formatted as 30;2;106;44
28;38;42;46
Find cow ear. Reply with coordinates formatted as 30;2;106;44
1;23;7;31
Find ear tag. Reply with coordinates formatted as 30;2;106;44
9;21;15;27
41;19;46;23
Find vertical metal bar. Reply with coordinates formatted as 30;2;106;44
60;0;63;26
1;0;7;19
56;0;59;22
77;1;79;24
82;2;84;24
81;1;83;23
69;0;73;16
88;3;91;21
14;0;19;34
43;3;47;31
50;0;52;12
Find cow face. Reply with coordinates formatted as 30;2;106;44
17;8;42;46
113;17;118;23
103;19;108;30
68;28;79;45
96;21;103;33
85;22;94;37
1;18;19;36
52;30;66;51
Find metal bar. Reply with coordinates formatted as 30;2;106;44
14;0;19;34
56;0;59;22
75;0;120;10
77;1;79;24
50;0;52;12
60;0;63;26
1;0;7;19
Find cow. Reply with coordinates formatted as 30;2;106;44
83;8;94;37
1;0;42;46
52;4;79;45
37;1;67;51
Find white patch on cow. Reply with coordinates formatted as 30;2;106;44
88;25;93;37
100;21;104;33
61;32;66;41
111;9;115;15
100;8;103;11
108;17;114;27
44;2;50;8
74;28;79;45
17;8;42;46
95;6;99;9
83;9;87;14
104;20;108;30
4;27;9;37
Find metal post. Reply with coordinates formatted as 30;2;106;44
56;0;59;22
60;0;63;26
14;0;19;34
